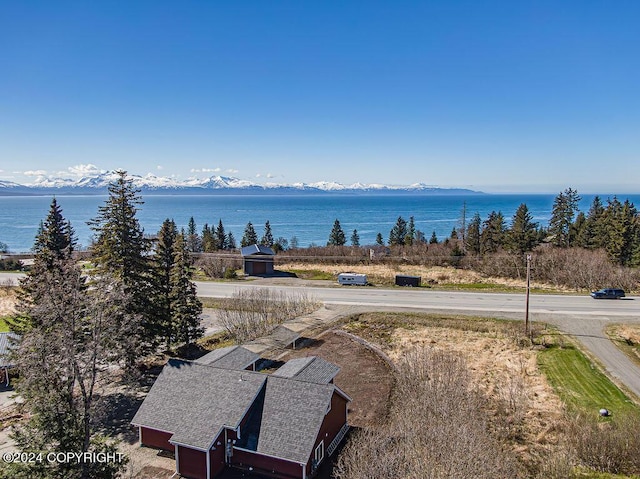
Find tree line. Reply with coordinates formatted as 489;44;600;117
4;171;202;479
326;188;640;268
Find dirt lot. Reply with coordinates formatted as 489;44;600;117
278;330;394;428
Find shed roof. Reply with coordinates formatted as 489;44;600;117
131;359;266;450
241;244;275;257
196;345;260;370
0;332;19;368
272;356;340;384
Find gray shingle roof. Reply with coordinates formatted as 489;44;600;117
241;244;275;257
131;359;266;450
272;356;340;384
257;377;334;464
0;332;19;368
196;346;259;370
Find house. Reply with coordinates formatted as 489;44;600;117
131;356;351;479
241;244;276;276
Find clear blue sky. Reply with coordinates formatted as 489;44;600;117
1;1;639;193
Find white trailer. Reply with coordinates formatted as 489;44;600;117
338;273;367;286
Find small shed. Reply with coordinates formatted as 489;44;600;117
395;275;421;287
241;244;275;276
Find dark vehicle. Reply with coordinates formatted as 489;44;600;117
590;288;626;299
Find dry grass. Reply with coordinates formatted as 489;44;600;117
342;312;567;474
0;285;17;316
277;262;558;290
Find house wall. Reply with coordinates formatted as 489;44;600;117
209;432;226;478
140;427;173;452
306;391;349;474
177;446;207;479
231;448;303;479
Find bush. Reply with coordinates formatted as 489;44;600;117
0;258;23;271
217;288;319;342
195;255;242;279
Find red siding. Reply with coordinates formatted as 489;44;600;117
140;427;173;452
231;448;303;479
177;446;207;479
209;431;226;478
306;391;349;473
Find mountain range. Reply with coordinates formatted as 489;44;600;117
0;171;481;196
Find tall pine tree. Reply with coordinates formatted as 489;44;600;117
328;219;346;246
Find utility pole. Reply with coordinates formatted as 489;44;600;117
525;254;531;336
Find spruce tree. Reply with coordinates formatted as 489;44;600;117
186;216;202;252
480;211;505;254
31;197;76;267
227;231;237;250
328;219;347;246
389;216;407;246
261;220;274;247
170;233;204;345
375;232;384;245
215;219;227;250
405;216;416;245
429;231;438;244
351;229;360;247
581;196;606;249
465;213;482;255
241;222;259;247
153;219;179;349
507;203;538;254
88;170;156;359
201;223;215;252
549;188;580;247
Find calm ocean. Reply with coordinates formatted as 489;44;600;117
1;193;639;253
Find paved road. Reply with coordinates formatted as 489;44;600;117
3;272;640;399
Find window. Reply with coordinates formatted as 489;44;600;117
314;441;324;465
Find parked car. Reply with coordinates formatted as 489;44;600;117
590;288;625;299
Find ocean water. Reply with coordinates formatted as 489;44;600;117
1;193;639;253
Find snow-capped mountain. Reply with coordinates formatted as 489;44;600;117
0;171;481;195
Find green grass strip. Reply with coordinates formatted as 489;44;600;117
538;344;637;416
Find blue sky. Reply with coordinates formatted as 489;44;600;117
1;1;639;193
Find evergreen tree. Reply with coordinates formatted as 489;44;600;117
375;232;384;245
328;219;347;246
31;198;76;267
215;219;227;250
389;216;407;246
11;202;129;478
273;237;289;252
201;223;215;252
480;211;505;254
581;196;606;249
465;213;482;255
602;197;638;266
571;211;588;248
450;227;458;240
88;170;156;360
548;188;580;247
507;203;538;254
153;219;179;349
429;231;438;244
169;233;204;345
227;232;237;250
261;220;274;247
405;216;416;245
351;229;360;247
186;216;202;252
241;222;259;247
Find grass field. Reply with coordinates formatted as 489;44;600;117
0;317;9;333
537;343;638;416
